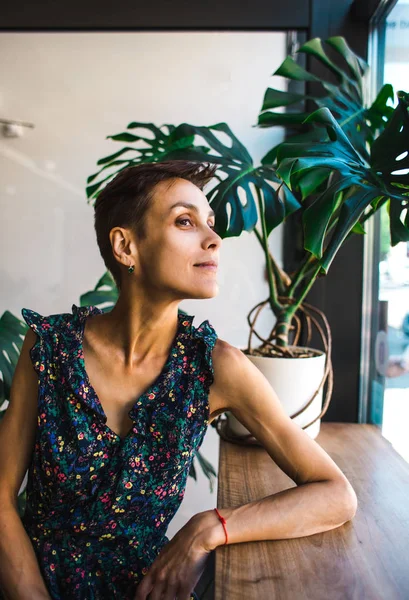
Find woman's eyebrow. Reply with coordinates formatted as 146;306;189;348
169;202;215;218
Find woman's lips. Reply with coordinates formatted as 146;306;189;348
194;263;218;271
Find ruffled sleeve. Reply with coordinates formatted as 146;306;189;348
192;319;218;394
21;308;54;382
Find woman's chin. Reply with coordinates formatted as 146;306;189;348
183;283;219;300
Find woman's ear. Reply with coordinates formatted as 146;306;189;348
110;226;138;272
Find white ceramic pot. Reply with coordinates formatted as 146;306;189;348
227;346;326;440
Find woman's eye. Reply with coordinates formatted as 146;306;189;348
176;218;216;229
177;218;192;226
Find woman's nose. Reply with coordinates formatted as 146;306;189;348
205;228;222;249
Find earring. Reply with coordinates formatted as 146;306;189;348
128;265;135;274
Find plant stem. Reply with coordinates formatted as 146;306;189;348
255;187;282;313
287;253;316;298
289;262;322;317
275;262;322;348
253;228;289;295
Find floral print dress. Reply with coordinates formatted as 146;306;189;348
19;303;218;600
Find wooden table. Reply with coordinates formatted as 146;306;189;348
215;422;409;600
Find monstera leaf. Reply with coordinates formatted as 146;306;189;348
86;120;300;239
0;274;120;411
192;448;217;494
86;122;210;199
276;92;409;273
258;36;394;165
0;311;27;410
79;271;119;310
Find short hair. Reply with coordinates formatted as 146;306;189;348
93;160;217;291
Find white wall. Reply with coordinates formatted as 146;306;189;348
0;31;287;537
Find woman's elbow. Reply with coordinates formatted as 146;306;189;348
337;479;358;523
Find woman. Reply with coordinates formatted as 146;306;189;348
0;160;358;600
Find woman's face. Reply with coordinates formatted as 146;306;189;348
133;177;222;301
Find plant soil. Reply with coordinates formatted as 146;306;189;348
242;346;322;359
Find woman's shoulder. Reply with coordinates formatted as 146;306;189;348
210;338;255;392
212;337;246;365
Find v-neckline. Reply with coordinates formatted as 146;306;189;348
76;305;184;443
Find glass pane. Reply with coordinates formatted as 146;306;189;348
378;0;409;463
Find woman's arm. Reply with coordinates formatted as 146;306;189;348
0;329;51;600
134;339;358;600
197;340;358;551
0;505;51;600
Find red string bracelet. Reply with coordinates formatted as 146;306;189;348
214;507;228;545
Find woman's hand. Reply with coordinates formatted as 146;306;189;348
133;510;220;600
